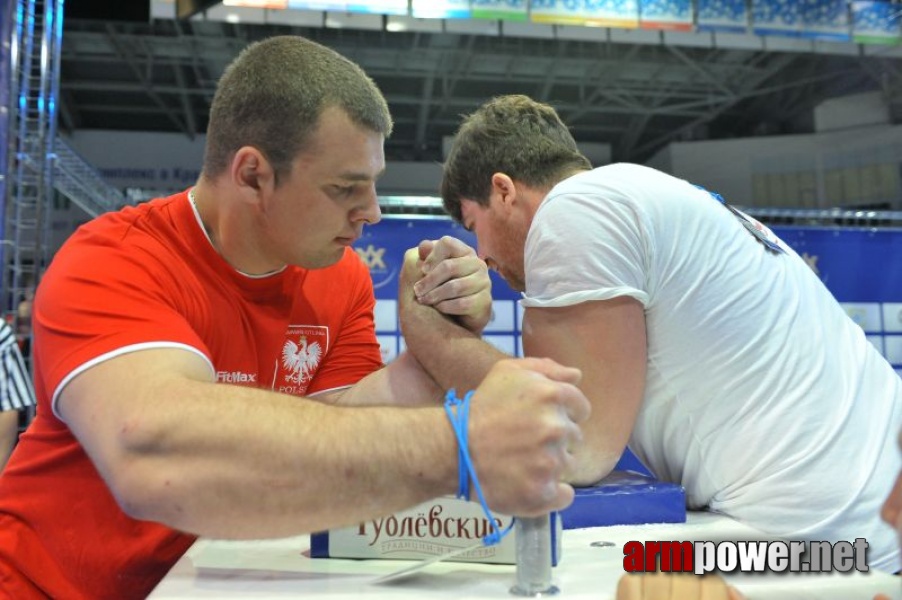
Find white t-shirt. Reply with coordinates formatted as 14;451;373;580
522;163;902;571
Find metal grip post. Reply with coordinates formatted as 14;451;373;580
510;515;559;596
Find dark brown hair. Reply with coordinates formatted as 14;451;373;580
441;94;590;222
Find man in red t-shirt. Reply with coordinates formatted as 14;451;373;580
0;35;589;599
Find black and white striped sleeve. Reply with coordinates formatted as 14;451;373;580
0;322;36;412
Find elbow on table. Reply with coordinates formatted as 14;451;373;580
567;452;619;488
104;454;179;524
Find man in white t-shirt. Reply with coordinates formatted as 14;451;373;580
408;94;902;572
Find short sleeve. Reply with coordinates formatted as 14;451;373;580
33;231;212;415
522;191;652;309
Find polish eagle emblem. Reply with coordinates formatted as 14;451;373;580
281;335;322;385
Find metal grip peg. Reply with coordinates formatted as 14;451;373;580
510;515;559;596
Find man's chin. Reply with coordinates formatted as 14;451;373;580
300;249;346;270
501;275;526;293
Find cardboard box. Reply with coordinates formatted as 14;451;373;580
310;497;562;565
310;471;685;565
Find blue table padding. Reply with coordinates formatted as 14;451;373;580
310;530;328;558
560;470;686;530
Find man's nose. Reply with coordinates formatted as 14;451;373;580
355;186;381;225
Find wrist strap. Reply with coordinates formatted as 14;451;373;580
443;388;516;546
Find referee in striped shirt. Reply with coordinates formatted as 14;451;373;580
0;319;35;472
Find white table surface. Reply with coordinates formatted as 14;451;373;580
150;512;900;600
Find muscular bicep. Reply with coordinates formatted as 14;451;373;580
57;347;215;481
522;297;647;485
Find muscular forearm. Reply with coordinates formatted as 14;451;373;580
397;240;505;394
320;351;445;408
400;287;506;393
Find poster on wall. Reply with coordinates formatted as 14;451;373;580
851;0;902;45
530;0;640;28
411;0;470;19
346;0;409;15
696;0;748;33
471;0;529;20
639;0;693;31
752;0;802;37
800;0;850;41
285;0;345;10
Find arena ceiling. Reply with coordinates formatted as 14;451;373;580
59;12;902;164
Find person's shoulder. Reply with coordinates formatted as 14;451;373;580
568;163;664;186
0;320;14;346
542;164;641;207
46;192;192;291
62;192;188;252
553;163;693;206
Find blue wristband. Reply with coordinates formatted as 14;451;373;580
443;388;515;546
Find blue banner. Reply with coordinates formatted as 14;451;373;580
696;0;748;33
851;0;902;44
800;0;850;41
752;0;802;37
774;226;902;374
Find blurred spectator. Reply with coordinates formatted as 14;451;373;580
0;319;35;472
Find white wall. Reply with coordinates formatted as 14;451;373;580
66;124;902;210
66;130;205;194
379;161;443;196
814;91;890;133
64;130;447;197
644;143;673;173
649;124;902;208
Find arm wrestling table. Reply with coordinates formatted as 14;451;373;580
149;512;900;600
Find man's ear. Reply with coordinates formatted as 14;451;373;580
490;172;517;210
230;146;276;205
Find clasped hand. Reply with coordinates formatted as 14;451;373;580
407;236;492;335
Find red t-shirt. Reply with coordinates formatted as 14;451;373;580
0;190;383;599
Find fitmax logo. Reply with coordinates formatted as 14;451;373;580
355;245;387;270
217;371;257;384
